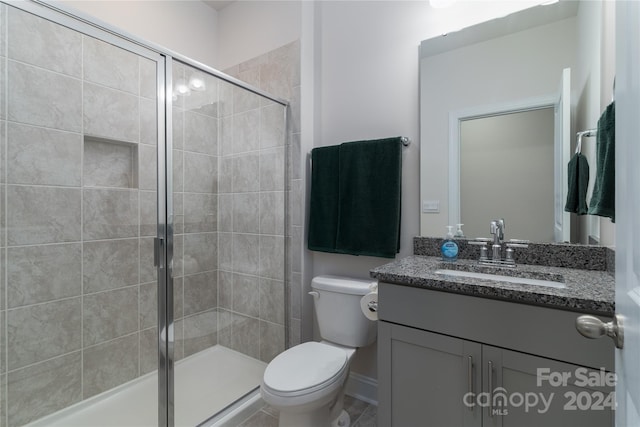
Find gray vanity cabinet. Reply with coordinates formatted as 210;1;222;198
377;283;615;427
482;346;613;427
378;322;482;427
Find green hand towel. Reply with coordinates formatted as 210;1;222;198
564;152;590;215
335;137;403;258
588;102;615;222
308;145;341;253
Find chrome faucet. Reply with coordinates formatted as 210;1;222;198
490;219;505;245
469;218;529;267
490;219;505;260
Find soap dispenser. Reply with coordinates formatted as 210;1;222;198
441;226;459;263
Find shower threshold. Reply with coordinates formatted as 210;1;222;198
25;345;267;427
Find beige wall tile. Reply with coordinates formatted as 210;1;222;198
184;111;218;156
183;232;217;275
183;271;217;316
8;61;82;132
8;243;81;308
7;185;81;245
260;191;285;235
7;352;81;426
83;35;139;94
83;82;139;142
259;236;284;281
233;274;259;318
139;57;157;100
183;310;217;357
184;152;217;193
7;298;81;370
260;279;284;325
83;188;138;240
232;233;259;276
184;193;217;233
259;321;284;364
83;238;139;293
83;287;138;346
83;333;138;399
8;123;82;187
233;193;259;233
8;8;81;77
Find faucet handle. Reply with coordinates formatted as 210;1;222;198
506;239;529;249
469;238;490;261
469;238;491;244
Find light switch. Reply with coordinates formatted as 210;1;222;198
422;200;440;213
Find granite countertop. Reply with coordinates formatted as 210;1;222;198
370;255;615;316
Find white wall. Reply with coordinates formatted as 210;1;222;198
309;0;553;381
59;0;219;67
216;0;301;70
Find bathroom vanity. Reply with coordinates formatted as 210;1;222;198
371;252;615;427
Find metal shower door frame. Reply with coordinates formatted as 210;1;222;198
10;2;289;426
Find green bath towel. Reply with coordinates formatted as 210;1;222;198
588;102;615;222
307;137;403;258
308;145;341;253
564;152;590;215
335;137;403;258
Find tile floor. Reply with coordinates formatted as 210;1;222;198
238;395;377;427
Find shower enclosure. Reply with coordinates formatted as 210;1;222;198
0;2;288;426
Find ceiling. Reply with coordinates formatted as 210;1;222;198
203;0;236;11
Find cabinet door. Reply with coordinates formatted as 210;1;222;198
378;322;482;427
483;346;614;427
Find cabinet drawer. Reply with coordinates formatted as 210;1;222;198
378;282;614;371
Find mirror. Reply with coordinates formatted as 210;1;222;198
460;107;555;242
419;0;616;244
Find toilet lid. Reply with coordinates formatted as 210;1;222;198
263;342;348;393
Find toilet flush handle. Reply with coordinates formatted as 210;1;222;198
308;291;320;299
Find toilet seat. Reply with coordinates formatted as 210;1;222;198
263;342;349;398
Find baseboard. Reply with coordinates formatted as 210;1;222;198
345;372;378;406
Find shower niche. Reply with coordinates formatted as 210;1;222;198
83;136;139;189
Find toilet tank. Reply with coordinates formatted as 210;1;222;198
311;275;377;348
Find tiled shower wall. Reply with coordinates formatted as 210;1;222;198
223;40;302;352
0;5;160;426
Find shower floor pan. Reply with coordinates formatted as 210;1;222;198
25;345;267;427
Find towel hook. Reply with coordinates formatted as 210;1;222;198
575;129;597;154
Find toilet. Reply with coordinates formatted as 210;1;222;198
261;275;377;427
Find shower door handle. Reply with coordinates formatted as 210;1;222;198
154;237;164;268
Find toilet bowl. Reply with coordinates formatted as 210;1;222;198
262;341;355;426
261;275;377;427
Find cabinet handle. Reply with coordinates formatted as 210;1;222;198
488;360;494;417
467;356;474;410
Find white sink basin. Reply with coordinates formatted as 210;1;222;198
433;269;566;289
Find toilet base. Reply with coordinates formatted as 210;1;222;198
278;405;331;427
332;409;350;427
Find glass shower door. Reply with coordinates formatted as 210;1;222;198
0;3;166;426
171;60;287;425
